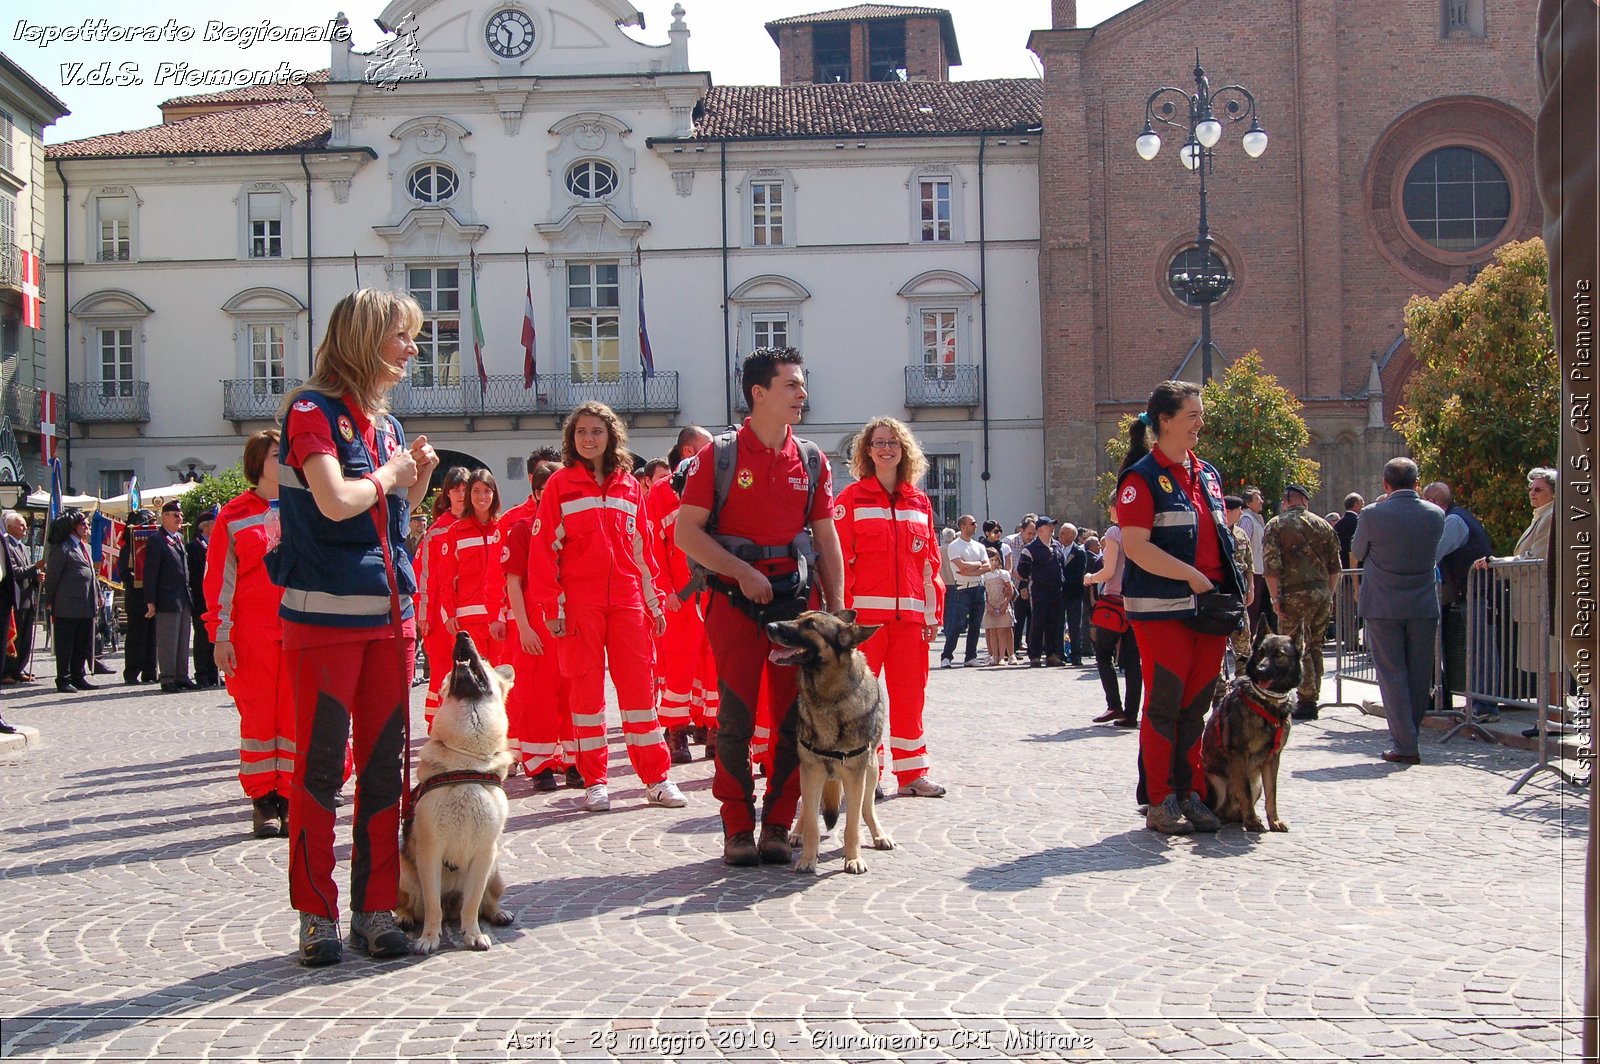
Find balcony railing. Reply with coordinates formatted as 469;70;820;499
387;372;679;419
0;245;18;288
905;364;981;408
1;380;62;433
223;378;303;421
69;381;150;424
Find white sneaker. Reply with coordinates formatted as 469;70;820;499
897;775;947;798
646;779;688;808
1359;699;1385;718
583;784;611;812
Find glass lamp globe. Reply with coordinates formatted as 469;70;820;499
1136;128;1161;161
1242;120;1268;158
1180;140;1202;171
1195;117;1223;148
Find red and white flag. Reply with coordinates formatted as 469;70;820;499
19;249;43;330
39;391;56;463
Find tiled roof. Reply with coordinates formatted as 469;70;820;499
47;98;331;159
766;4;953;27
692;79;1041;139
158;70;329;109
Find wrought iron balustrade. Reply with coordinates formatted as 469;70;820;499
387;372;679;419
223;378;303;421
69;380;150;423
1;380;61;432
904;364;981;407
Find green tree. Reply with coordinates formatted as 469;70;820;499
179;465;253;531
1096;352;1319;516
1396;236;1557;551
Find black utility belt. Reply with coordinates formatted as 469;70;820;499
709;571;810;625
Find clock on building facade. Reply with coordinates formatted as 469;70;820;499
484;8;536;60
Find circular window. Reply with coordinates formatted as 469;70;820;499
566;160;619;200
1402;146;1510;253
406;164;459;205
1166;245;1233;308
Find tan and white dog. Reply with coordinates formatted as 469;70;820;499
396;631;515;953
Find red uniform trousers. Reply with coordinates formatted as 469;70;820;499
422;625;453;728
231;634;295;800
705;596;802;836
861;619;932;787
285;624;415;920
507;638;575;774
658;597;719;731
556;603;670;787
1131;618;1227;807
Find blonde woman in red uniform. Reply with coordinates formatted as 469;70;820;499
435;468;507;664
529;401;687;813
834;417;946;798
416;466;468;727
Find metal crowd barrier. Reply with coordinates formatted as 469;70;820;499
1326;569;1442;715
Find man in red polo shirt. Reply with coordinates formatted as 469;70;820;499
676;348;844;867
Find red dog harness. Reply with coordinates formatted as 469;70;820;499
1240;684;1291;757
405;769;506;826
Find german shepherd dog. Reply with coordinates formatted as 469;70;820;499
1201;630;1303;833
397;631;516;952
765;610;896;874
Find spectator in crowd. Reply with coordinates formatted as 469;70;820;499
1263;484;1341;721
1084;503;1140;727
983;520;1011;571
1017;516;1070;668
1423;481;1496;720
1240;487;1275;638
1333;493;1364;570
641;457;671;487
1475;466;1565;736
1351;457;1446;766
45;511;98;693
404;511;426;560
981;546;1016;666
1117;380;1243;835
187;507;220;688
118;508;159;685
416;466;469;723
940;515;989;668
1;511;41;684
1221;496;1255;684
1006;516;1037;658
142;500;197;693
1056;524;1089;666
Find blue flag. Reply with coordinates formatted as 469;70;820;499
128;474;140;513
48;458;62;524
638;268;656;379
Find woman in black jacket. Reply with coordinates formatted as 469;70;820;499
43;511;99;693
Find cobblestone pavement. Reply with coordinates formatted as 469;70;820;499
0;650;1588;1062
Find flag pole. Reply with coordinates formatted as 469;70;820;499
352;252;360;289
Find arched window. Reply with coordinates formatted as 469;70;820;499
565;160;619;201
406;163;460;206
1401;147;1510;252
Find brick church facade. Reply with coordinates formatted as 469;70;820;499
1031;0;1541;515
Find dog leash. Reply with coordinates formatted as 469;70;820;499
362;471;415;826
799;737;872;762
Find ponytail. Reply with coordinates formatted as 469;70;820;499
1120;418;1150;475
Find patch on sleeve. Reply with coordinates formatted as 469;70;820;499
1119;484;1138;505
531;518;541;537
833;503;846;521
336;415;356;443
292;400;317;413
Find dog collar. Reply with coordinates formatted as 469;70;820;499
1239;686;1290;757
406;769;505;820
800;737;872;762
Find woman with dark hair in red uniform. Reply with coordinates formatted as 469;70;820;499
435;468;507;664
416;467;468;727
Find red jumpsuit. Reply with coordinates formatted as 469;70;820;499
434;513;507;665
834;477;944;788
416;512;458;727
529;464;670;788
204;490;292;800
644;475;719;734
501;497;575;775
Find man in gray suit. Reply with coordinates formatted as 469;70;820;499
1351;457;1446;765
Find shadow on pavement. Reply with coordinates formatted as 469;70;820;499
962;830;1170;891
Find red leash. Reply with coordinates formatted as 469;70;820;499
363;472;414;824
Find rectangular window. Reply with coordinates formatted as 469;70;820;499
0;194;15;284
98;328;134;398
0;109;13;173
100;469;134;500
98;196;131;261
248;324;287;395
921;309;957;378
925;454;961;530
407;266;461;389
247;192;283;258
813;24;851;83
567;262;621;382
751;313;788;353
918;178;952;242
751;181;784;246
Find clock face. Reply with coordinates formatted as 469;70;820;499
485;8;536;59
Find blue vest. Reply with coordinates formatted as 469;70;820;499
1118;452;1243;621
272;391;416;628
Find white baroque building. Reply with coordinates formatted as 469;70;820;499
42;0;1045;524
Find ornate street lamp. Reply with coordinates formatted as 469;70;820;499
1137;52;1267;383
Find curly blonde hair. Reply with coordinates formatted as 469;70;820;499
562;401;633;479
849;416;928;486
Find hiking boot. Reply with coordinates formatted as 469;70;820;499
897;775;947;798
723;830;760;867
1291;700;1319;721
565;766;584;789
1177;793;1222;833
1145;795;1194;835
298;912;343;966
704;726;718;761
251;796;276;839
531;768;558;792
348;910;409;958
1046;655;1064;668
583;785;611;812
646;780;688;808
758;823;793;864
668;728;694;765
272;793;290;838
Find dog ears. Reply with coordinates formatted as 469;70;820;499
493;664;515;688
847;623;883;649
832;607;858;624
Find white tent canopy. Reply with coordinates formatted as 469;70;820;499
23;490;99;513
96;480;202;517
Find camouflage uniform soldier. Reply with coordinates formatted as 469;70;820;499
1263;484;1342;721
1223;496;1254;680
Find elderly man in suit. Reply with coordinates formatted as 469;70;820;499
1351;457;1446;765
141;500;196;693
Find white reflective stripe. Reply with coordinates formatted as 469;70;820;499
753;725;771;738
1151;511;1197;528
624;728;665;747
660;510;679;529
572;712;607;729
575;735;608;751
455;605;489;619
620;709;658;724
851;595;928;613
890;754;930;772
454;536;486;550
888;734;924;749
658;705;691;723
852;507;893;521
893;509;927;523
561;740;577;755
280;588;392;616
240;737;280;753
560;495;639;518
1124;594;1195;613
521;742;559;757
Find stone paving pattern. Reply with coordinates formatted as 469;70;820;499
0;650;1589;1062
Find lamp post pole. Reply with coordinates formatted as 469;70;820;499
1136;53;1267;384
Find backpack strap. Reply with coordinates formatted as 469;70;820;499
706;430;739;535
796;437;823;526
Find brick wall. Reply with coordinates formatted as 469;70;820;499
905;17;948;81
850;23;870;83
778;25;814;85
1052;1;1077;29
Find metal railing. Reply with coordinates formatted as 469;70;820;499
222;378;303;421
1;380;62;433
68;381;150;424
389;372;679;419
905;364;981;408
0;245;19;288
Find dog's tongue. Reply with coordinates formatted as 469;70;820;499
768;646;802;666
